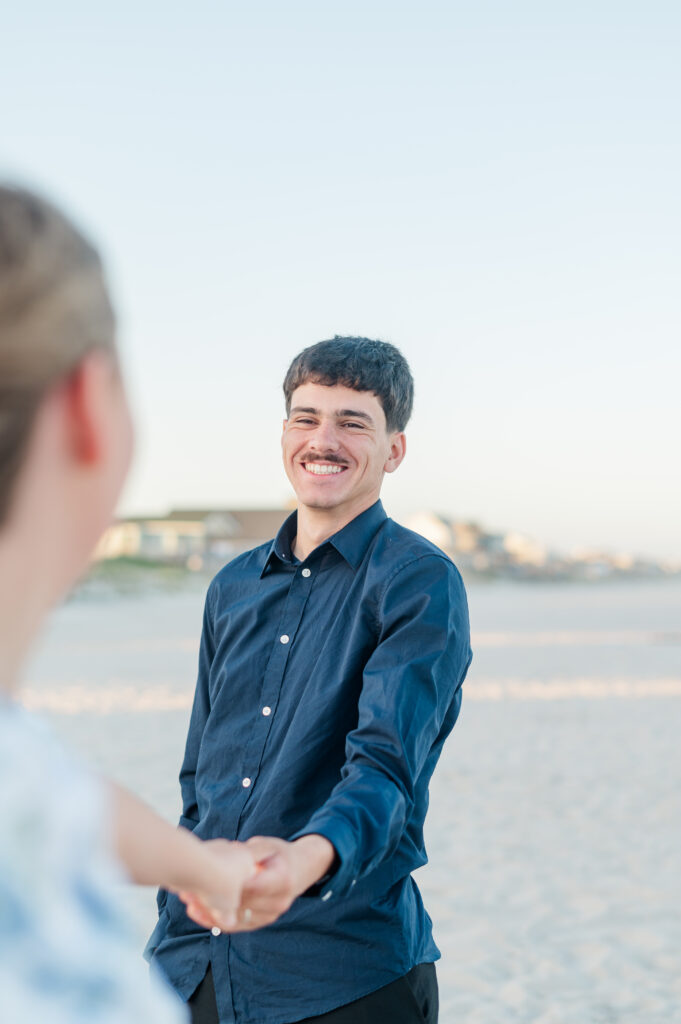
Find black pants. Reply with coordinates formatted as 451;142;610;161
189;961;438;1024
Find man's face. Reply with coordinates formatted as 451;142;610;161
281;381;406;521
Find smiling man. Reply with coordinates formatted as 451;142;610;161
146;337;472;1024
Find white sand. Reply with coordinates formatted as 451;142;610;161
421;696;681;1022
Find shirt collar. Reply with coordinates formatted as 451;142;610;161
261;500;387;577
261;509;299;575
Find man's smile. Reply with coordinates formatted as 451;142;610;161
302;462;348;476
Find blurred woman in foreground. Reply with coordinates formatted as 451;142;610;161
0;185;254;1022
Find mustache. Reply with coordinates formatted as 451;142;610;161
300;454;349;466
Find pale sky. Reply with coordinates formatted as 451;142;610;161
2;2;679;560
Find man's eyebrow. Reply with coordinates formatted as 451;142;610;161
289;406;319;415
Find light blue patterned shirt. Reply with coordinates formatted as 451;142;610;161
0;700;187;1024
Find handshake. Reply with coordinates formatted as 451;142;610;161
172;832;336;934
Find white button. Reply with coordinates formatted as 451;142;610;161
302;568;311;578
321;890;333;901
242;777;251;788
262;706;272;716
351;879;357;887
280;634;290;644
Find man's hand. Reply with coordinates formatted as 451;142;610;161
176;838;257;932
227;834;337;932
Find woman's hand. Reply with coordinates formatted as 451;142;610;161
176;838;258;932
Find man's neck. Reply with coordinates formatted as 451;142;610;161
292;499;378;561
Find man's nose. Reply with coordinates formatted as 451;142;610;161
309;419;340;451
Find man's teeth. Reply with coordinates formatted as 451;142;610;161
304;463;345;475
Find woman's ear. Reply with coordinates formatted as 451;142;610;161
59;350;114;465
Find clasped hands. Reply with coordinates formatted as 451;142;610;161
176;833;336;934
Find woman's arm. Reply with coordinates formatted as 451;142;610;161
110;782;255;930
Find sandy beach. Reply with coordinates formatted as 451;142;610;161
25;580;681;1023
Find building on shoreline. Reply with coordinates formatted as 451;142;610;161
95;508;291;569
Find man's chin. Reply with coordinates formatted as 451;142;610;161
299;496;344;511
294;483;353;510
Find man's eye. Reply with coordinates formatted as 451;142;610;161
343;422;364;429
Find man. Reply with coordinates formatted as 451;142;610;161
146;337;472;1024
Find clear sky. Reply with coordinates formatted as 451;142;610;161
2;2;679;560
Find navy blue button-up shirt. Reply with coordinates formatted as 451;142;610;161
146;500;472;1024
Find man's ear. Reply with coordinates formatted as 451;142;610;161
60;351;111;465
384;432;406;475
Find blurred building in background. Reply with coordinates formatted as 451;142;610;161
403;513;678;581
95;508;291;570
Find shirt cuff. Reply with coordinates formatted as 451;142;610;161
290;816;359;902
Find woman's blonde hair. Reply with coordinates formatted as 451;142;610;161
0;185;116;524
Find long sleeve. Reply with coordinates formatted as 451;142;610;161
294;554;472;897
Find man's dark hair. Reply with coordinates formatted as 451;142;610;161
283;336;414;432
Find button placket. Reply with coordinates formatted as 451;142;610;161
233;566;316;834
